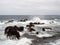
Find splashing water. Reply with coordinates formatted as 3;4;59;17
0;16;60;45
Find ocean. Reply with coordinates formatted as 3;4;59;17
0;15;60;45
0;15;60;21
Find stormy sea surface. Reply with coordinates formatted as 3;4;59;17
0;15;60;45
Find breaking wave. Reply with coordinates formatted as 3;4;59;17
0;17;60;45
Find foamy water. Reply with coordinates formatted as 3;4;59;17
0;17;60;45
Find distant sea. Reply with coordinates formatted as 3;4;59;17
0;15;60;21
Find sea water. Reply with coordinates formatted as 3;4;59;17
0;15;60;45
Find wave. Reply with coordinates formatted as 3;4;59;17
49;39;60;45
0;37;33;45
0;17;60;25
0;17;60;34
0;17;60;45
16;37;33;45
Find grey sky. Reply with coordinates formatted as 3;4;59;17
0;0;60;15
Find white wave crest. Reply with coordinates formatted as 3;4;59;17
16;37;33;45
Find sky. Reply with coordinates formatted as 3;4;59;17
0;0;60;15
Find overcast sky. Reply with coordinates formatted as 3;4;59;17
0;0;60;15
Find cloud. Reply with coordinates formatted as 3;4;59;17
0;0;60;15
